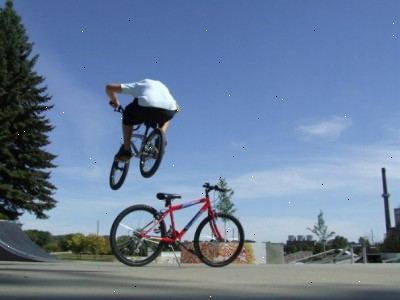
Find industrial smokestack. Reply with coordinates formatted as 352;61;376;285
394;208;400;229
381;168;392;233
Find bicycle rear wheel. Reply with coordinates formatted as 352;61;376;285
110;205;166;266
139;129;165;178
194;213;244;267
109;159;130;190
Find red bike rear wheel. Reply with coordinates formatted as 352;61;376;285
110;205;166;266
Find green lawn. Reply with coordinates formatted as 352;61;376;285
52;253;115;262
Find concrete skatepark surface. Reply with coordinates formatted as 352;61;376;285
0;261;399;299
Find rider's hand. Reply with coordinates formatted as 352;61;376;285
109;98;119;109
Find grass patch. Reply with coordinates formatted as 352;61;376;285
52;253;115;262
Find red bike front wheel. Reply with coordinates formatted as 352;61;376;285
194;213;245;267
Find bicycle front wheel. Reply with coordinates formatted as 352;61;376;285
139;129;165;178
194;213;244;267
109;159;130;190
110;205;166;266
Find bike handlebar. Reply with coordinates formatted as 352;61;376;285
202;182;230;193
109;101;124;113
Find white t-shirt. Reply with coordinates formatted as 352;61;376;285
120;79;178;111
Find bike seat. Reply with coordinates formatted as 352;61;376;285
156;193;182;201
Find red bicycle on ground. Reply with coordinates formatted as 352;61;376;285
110;183;245;267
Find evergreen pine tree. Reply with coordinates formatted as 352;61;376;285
0;0;57;220
216;177;235;215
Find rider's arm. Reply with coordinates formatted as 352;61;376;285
105;83;122;107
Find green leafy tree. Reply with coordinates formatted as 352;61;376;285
381;233;400;252
67;233;87;254
56;234;75;252
43;241;60;253
0;0;57;220
314;242;324;254
331;235;348;250
358;236;370;248
86;234;111;255
24;229;52;247
307;210;335;252
285;244;299;254
216;177;235;215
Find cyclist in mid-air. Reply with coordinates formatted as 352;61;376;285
106;78;179;161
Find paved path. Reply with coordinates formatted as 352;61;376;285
1;261;400;299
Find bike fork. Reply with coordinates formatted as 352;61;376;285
209;214;223;241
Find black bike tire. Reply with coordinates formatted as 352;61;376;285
139;129;165;178
109;159;130;190
110;205;166;266
194;213;245;267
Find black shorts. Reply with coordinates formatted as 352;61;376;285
123;98;176;127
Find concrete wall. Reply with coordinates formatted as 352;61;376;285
165;242;285;264
266;242;285;264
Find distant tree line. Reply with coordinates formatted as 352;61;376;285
285;210;400;255
26;228;400;256
284;235;348;255
285;234;400;255
24;230;111;255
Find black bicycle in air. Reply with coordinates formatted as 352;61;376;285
109;105;165;190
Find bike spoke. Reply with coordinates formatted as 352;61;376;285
118;223;134;231
117;238;135;250
145;237;162;244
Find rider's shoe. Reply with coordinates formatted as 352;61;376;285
115;145;132;161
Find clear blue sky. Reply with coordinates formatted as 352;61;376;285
7;0;400;243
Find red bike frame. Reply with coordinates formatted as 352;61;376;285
138;195;223;244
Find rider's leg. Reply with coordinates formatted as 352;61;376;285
115;103;135;160
122;124;133;151
157;110;177;148
160;120;170;134
114;123;133;160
